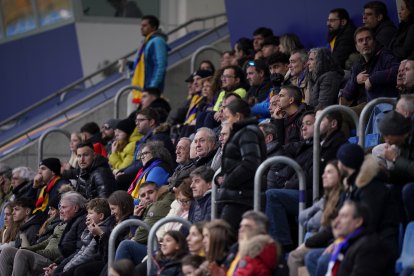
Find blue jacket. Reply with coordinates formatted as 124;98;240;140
341;46;399;103
133;31;168;90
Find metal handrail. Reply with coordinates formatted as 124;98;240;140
0;77;126;149
313;105;359;201
114;85;143;119
0;12;227;128
254;156;306;244
358;97;396;147
38;128;71;163
190;45;223;72
147;216;192;273
108;219;150;268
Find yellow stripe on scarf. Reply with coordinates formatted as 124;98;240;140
33;188;49;214
130;174;147;200
131;31;155;104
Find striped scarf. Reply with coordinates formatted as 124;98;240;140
184;92;203;125
131;31;155;104
33;176;60;214
128;160;162;199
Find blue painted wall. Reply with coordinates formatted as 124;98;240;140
0;24;83;122
224;0;399;48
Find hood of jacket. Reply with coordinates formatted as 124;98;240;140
238;234;279;268
353;154;380;189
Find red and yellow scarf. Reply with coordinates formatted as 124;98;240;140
33;176;60;214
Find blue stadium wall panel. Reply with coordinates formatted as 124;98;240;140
224;0;398;48
0;23;83;122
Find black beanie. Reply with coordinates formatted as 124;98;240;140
379;111;412;136
336;143;365;170
40;158;61;176
116;119;136;136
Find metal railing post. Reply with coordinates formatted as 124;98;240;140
190;46;223;73
254;156;306;244
108;219;150;268
113;85;143;119
313;105;359;201
38;128;71;163
358;97;396;148
147;216;192;273
211;168;221;220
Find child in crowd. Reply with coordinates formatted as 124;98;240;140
181;254;205;276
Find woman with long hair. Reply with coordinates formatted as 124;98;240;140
279;33;304;56
217;98;266;230
127;141;173;200
0;203;18;250
186;222;206;256
288;161;343;276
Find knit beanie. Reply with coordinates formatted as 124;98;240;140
336;144;365;170
40;158;61;176
116;119;136;136
379;111;412;136
105;118;121;130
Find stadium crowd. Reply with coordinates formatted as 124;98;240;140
1;1;414;275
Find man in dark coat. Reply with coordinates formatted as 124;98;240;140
363;1;397;47
339;26;399;107
327;8;356;69
326;200;389;276
74;142;115;199
10;167;37;201
187;166;213;223
140;87;171;123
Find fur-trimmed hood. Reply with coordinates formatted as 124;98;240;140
355;154;380;188
238;234;280;260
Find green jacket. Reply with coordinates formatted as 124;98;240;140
25;222;67;262
133;190;175;244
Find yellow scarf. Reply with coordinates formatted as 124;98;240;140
226;253;241;276
131;31;155;104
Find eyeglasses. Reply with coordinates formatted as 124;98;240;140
221;75;235;80
102;125;111;130
140;151;151;158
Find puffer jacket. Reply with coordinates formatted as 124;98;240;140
58;208;87;260
218;117;266;205
63;215;113;272
76;155;115;199
308;70;344;109
234;234;279;276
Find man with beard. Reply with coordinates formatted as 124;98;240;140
213;65;248;112
339;27;399;107
326;8;356;69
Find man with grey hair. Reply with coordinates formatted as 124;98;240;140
10;167;37;202
167;137;195;190
396;94;414;119
193;127;218;167
0;164;13;207
288;49;309;103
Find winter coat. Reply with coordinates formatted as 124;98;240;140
132;30;168;90
133;187;175;244
341;46;399;103
58;208;87;260
308;70;344;110
341;155;399;258
75;155;115;199
265;140;286;189
25;222;67;262
148;97;171;123
11;180;37;201
167;160;195;190
320;130;347;174
15;212;45;248
331;23;356;69
374;18;397;47
298;198;324;233
336;230;389;276
234;234;279;276
389;129;414;185
218;117;266;205
108;140;136;170
188;190;211;223
195;149;217;168
63;215;113;272
272;103;309;145
389;20;414;60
